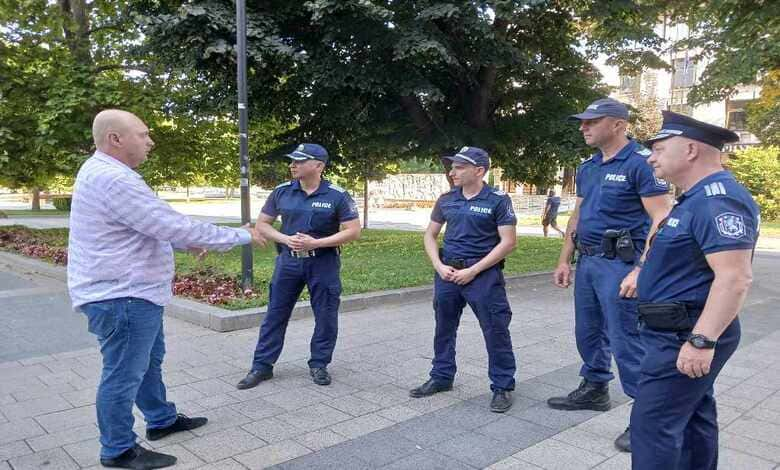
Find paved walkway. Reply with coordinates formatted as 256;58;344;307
1;252;780;469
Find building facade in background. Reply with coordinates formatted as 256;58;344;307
600;22;761;153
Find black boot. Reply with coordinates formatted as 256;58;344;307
236;369;273;390
546;379;610;411
409;378;453;398
310;367;332;386
100;445;176;469
614;426;631;452
490;390;513;413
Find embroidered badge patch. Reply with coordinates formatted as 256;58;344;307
715;212;746;239
654;176;668;188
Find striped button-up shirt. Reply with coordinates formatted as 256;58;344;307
67;151;251;309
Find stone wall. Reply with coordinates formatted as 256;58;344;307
369;173;450;207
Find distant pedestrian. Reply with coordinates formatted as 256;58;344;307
542;190;565;238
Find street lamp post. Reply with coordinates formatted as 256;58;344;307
236;0;253;289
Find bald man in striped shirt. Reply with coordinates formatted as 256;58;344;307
69;110;264;469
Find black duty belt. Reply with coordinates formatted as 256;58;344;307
576;243;607;257
441;256;505;270
277;245;339;258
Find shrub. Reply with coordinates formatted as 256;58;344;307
728;146;780;221
51;196;72;211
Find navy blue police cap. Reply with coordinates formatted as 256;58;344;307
443;146;490;170
286;143;329;163
645;111;739;150
569;98;629;121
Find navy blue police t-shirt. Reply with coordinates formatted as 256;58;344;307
638;171;759;307
431;184;517;259
262;179;359;239
575;140;669;248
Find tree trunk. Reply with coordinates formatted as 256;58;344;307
363;177;369;230
59;0;91;64
31;188;41;211
399;95;435;137
186;186;190;202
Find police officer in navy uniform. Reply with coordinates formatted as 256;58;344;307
409;147;518;412
236;143;361;389
548;98;672;451
631;112;759;469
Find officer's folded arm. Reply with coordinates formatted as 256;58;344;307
305;219;361;248
254;212;294;247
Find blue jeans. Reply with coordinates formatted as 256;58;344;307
82;298;177;459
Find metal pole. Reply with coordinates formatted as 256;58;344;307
236;0;253;288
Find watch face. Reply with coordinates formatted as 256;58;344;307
691;336;704;348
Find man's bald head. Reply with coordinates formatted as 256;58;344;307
92;109;143;148
92;109;154;168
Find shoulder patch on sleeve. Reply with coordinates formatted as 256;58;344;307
492;189;507;196
328;183;346;193
703;182;728;197
274;181;292;189
715;212;746;239
637;148;652;157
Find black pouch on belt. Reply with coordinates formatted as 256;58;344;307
601;230;620;259
615;230;636;263
638;303;693;331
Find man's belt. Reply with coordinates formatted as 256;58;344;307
575;229;636;263
441;256;505;270
277;245;339;258
575;242;607;257
638;302;703;331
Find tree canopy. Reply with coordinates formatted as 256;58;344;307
137;0;684;187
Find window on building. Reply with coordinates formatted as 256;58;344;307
619;74;640;92
726;99;752;131
670;103;693;116
672;57;696;88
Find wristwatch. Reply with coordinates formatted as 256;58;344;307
688;334;717;349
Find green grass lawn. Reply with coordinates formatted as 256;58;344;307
2;209;70;217
0;225;563;309
176;230;563;309
761;221;780;237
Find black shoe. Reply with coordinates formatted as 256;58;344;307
146;414;208;441
100;444;176;469
236;369;273;390
310;367;331;386
615;427;631;452
547;379;611;411
490;390;513;413
409;378;453;398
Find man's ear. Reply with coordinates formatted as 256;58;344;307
108;131;121;147
686;141;700;162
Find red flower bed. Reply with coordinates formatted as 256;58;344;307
173;269;259;306
0;228;68;265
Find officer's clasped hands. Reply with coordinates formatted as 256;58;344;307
284;232;319;251
450;266;478;285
